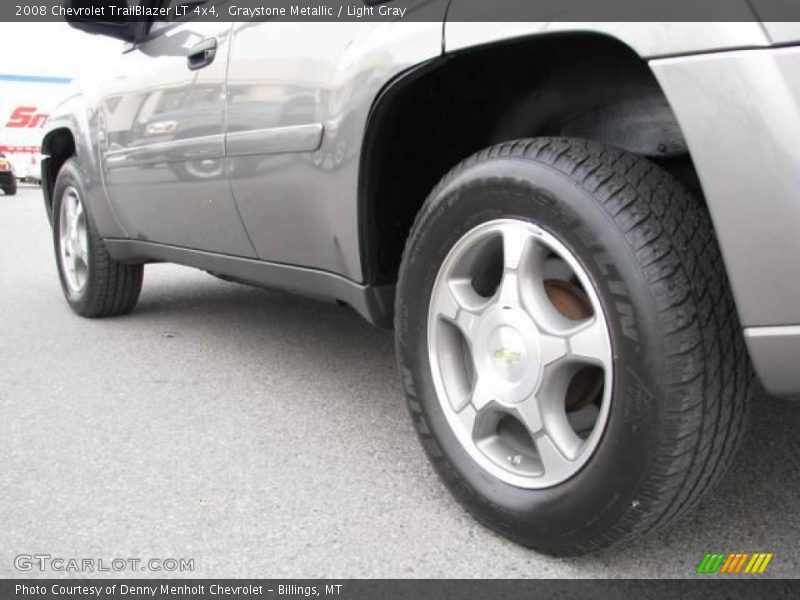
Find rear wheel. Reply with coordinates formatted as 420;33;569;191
52;158;143;317
395;137;751;554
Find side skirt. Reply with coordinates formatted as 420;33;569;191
104;239;395;328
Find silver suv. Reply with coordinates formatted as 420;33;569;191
42;3;800;554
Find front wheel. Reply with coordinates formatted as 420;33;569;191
395;138;751;555
52;158;143;317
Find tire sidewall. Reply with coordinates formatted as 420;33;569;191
396;157;664;551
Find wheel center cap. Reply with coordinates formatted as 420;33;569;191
489;326;528;381
477;307;542;403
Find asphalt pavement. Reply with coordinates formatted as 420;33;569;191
1;184;798;578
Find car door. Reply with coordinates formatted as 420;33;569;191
98;3;256;257
224;21;443;281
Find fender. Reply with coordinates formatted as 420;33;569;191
444;13;770;58
42;94;127;238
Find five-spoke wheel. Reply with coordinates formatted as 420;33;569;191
58;186;89;294
396;138;750;554
427;219;612;488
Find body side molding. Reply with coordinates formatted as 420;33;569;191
226;124;324;157
104;134;225;169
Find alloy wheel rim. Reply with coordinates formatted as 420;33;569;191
427;219;613;489
58;186;89;294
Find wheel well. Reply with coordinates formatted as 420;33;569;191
41;127;76;220
359;32;702;287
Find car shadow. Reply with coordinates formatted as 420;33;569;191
130;264;402;409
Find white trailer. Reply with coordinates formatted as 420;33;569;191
0;73;73;182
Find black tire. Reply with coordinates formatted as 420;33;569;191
395;137;752;555
4;184;16;195
52;158;143;317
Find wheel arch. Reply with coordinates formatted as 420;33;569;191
41;126;77;223
358;31;704;290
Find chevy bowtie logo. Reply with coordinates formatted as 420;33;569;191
492;347;523;364
696;552;773;574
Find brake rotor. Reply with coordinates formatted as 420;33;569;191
545;279;593;320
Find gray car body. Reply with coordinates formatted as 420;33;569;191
41;9;800;397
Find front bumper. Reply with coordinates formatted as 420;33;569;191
651;46;800;397
745;327;800;398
